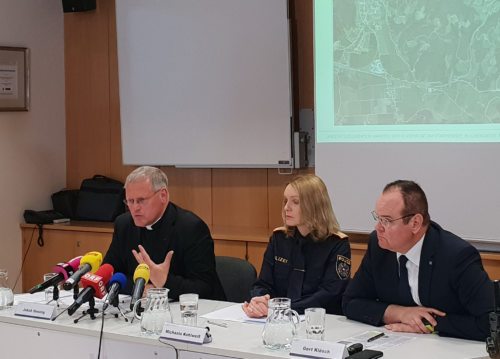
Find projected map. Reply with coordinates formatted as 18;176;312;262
332;0;500;126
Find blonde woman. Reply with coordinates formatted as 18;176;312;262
243;174;350;317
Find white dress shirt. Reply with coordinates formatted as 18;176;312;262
397;234;425;306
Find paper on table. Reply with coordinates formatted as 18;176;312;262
337;330;416;350
201;303;267;323
14;291;74;305
14;291;131;309
201;303;305;324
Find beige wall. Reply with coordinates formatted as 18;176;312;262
0;0;66;291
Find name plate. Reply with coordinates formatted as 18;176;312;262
290;339;347;359
160;323;209;344
14;302;55;320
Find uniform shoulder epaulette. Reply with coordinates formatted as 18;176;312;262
335;231;348;239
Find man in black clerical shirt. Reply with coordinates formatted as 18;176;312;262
103;166;225;300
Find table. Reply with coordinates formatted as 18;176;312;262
0;298;488;359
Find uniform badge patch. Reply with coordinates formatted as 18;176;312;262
275;256;288;264
336;255;351;280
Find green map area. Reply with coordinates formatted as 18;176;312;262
333;0;500;126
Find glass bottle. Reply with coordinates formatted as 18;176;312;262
0;269;14;309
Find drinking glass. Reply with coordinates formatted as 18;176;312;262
43;272;57;302
305;307;326;340
179;293;199;326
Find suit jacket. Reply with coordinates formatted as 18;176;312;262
342;221;493;341
251;229;351;314
103;202;225;301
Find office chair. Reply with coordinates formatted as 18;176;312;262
215;256;257;303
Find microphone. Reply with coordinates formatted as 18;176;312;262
63;251;103;290
67;263;114;316
130;263;150;310
29;256;82;294
102;273;127;311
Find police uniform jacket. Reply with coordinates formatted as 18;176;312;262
342;221;493;341
103;202;225;301
251;228;351;314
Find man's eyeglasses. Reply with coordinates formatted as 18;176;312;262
371;210;416;227
123;189;162;207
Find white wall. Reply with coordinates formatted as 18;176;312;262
0;0;65;291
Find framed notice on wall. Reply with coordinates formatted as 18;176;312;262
0;46;29;111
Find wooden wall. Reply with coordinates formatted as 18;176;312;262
64;0;315;268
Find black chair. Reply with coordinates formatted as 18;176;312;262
215;256;257;303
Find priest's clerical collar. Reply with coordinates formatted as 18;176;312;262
143;203;169;230
145;216;161;230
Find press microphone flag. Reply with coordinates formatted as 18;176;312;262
63;251;102;290
67;263;114;316
103;272;127;311
28;256;82;294
130;263;150;310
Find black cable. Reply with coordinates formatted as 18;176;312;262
97;310;105;359
13;226;36;291
158;337;179;359
37;224;45;247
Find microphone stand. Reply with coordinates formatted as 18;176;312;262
74;297;99;323
46;285;61;307
107;295;128;322
73;286;79;300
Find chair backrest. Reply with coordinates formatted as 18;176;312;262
215;256;257;303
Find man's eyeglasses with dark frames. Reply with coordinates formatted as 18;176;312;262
123;189;163;207
371;210;416;227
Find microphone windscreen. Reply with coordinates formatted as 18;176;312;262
95;263;114;283
51;256;83;280
67;256;83;271
80;263;114;299
51;262;73;280
133;263;150;283
81;251;103;273
109;272;127;288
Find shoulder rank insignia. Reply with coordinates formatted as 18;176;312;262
336;255;351;280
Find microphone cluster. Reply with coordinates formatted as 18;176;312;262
28;251;152;319
67;263;114;316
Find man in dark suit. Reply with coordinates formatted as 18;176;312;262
103;166;225;301
342;180;493;341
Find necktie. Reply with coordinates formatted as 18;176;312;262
398;255;416;306
287;235;305;301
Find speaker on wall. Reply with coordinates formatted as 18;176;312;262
62;0;96;13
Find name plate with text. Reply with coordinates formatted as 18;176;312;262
160;323;209;344
14;302;55;320
290;339;347;359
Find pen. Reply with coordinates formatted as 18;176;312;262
367;332;385;342
207;320;228;328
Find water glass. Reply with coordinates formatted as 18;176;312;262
305;307;326;340
179;293;198;326
43;272;57;302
